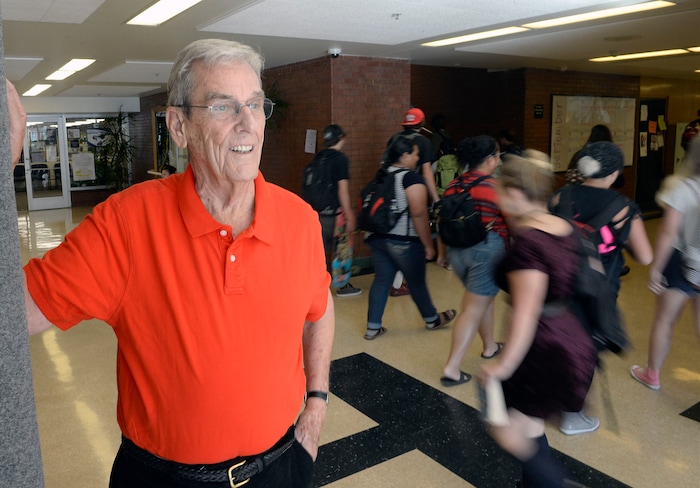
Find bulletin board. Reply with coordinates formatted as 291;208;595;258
550;95;636;172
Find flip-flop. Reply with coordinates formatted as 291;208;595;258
364;327;387;340
440;371;472;387
426;309;457;330
481;342;505;359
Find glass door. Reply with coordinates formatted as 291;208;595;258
22;115;71;210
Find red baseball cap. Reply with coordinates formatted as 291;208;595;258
402;108;425;126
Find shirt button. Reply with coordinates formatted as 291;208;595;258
230;255;236;263
220;229;228;237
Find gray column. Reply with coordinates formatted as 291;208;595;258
0;6;46;487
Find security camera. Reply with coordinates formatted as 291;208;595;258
328;48;342;58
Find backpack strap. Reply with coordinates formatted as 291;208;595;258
586;193;628;231
455;174;491;192
555;186;627;231
458;174;497;231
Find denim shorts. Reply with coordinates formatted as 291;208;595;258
447;231;505;296
662;248;700;296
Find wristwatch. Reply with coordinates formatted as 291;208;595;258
305;390;329;405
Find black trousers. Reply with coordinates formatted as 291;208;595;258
109;434;315;488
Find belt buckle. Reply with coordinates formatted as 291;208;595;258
228;460;250;488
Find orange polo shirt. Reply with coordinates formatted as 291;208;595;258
25;167;330;463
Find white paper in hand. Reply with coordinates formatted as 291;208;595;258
477;378;509;426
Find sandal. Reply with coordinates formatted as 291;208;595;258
440;371;472;387
481;342;505;359
364;327;387;340
426;309;456;330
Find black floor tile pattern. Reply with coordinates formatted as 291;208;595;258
680;401;700;423
314;353;630;487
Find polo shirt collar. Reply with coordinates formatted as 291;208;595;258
178;166;275;244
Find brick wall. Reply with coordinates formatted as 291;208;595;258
131;92;168;183
263;55;410;259
411;66;526;145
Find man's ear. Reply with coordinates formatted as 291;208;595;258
165;106;188;149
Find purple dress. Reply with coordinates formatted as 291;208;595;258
499;229;597;418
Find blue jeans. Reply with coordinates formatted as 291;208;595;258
367;237;438;328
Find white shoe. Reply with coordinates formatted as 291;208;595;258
559;411;599;435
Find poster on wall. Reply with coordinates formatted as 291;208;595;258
72;152;96;181
640;132;648;157
550;95;636;172
87;128;107;147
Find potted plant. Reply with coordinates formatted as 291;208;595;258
95;108;136;191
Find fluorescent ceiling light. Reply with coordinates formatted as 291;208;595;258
423;27;528;47
46;58;96;80
523;1;675;29
23;84;52;96
688;46;700;52
127;0;202;26
61;59;96;71
590;48;688;62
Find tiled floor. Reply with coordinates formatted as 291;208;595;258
22;206;699;487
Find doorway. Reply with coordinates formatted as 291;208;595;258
635;98;667;217
22;115;71;210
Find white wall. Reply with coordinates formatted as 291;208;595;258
20;96;140;114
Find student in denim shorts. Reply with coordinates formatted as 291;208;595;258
440;135;509;387
632;134;700;391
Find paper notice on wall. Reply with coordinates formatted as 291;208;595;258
640;105;648;122
648;120;657;134
640;132;648;157
45;145;57;162
72;152;96;181
658;115;667;131
305;129;317;154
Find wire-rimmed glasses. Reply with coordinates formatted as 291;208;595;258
177;98;275;120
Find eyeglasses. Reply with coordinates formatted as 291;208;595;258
492;151;505;158
177;98;275;120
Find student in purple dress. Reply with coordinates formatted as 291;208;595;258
480;150;598;488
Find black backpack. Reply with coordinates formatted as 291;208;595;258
301;151;336;215
549;189;631;354
570;225;629;354
435;175;491;248
358;167;409;234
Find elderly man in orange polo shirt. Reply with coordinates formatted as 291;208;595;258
13;39;334;487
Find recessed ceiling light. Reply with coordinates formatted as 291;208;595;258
127;0;202;26
523;1;675;29
590;48;688;62
23;84;52;96
423;27;528;47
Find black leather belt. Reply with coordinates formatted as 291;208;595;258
121;426;296;487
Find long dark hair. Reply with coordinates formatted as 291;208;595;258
587;124;613;144
384;136;416;167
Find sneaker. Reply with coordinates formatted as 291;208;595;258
389;284;410;297
630;365;660;390
559;411;600;435
336;282;362;297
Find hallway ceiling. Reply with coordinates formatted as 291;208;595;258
2;0;700;100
